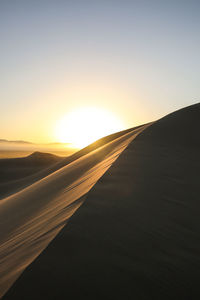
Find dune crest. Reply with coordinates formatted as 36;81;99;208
0;124;147;298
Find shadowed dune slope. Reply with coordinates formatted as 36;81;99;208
137;102;200;147
3;103;200;300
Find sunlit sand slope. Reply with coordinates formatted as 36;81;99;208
3;103;200;300
0;127;140;199
0;124;146;298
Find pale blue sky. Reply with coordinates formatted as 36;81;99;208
0;0;199;142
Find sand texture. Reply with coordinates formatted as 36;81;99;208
1;103;200;299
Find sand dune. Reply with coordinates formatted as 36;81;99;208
1;103;200;299
0;124;146;298
0;152;62;184
0;152;64;199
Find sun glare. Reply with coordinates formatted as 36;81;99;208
54;107;124;149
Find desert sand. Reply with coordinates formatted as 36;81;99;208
0;103;199;299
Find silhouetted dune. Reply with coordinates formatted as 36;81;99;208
27;151;61;161
0;152;62;196
0;152;61;173
1;103;200;300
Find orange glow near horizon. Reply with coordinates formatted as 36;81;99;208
54;107;125;149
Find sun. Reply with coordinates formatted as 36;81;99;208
54;107;124;149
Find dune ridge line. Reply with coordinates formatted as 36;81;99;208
0;124;148;298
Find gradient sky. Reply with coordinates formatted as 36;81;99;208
0;0;199;143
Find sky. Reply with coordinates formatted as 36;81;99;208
0;0;199;143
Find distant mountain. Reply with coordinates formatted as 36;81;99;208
0;139;32;144
0;139;71;146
